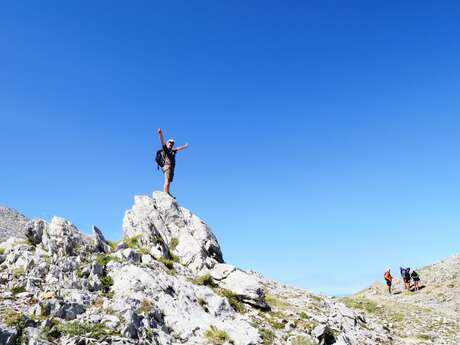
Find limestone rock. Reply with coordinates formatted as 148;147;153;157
0;207;29;242
211;264;269;310
92;225;111;253
123;192;223;273
0;324;17;345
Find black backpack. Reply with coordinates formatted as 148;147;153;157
155;149;166;170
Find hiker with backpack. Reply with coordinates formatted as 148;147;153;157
384;268;393;294
411;270;421;291
156;128;190;197
400;267;411;290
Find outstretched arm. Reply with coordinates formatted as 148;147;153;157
157;128;165;146
175;143;190;152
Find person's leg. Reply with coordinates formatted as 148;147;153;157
163;168;171;193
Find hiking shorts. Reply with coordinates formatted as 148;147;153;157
386;280;392;287
163;166;174;182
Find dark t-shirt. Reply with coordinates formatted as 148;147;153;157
162;144;177;168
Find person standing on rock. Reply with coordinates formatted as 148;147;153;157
384;268;393;294
157;128;190;197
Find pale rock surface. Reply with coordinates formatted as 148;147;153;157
123;192;223;273
1;192;449;345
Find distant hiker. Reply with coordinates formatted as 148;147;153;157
156;128;190;197
384;268;393;294
411;270;421;291
400;267;411;290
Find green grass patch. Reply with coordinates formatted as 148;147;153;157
107;240;118;251
193;274;217;288
204;326;230;345
57;321;117;340
1;309;22;327
215;288;245;313
416;334;433;340
96;254;121;266
298;311;310;319
11;286;26;295
158;257;176;270
340;297;380;314
340;297;405;323
126;235;141;249
258;327;275;345
100;275;113;289
170;237;179;251
139;299;153;314
13;267;25;278
0;247;5;255
265;294;290;309
291;336;314;345
138;247;151;256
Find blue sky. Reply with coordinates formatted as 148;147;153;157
1;1;459;295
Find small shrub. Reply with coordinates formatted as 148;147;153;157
11;286;26;295
158;257;175;270
139;299;153;314
101;275;113;288
204;326;230;345
169;237;179;251
126;235;141;249
138;247;151;256
96;254;120;267
0;247;5;255
193;274;217;288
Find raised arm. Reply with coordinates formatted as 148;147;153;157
157;128;166;146
175;143;190;153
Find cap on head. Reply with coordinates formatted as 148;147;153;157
167;139;175;144
387;268;391;272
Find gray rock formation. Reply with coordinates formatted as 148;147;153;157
0;191;432;345
0;207;29;242
92;225;111;253
123;192;224;273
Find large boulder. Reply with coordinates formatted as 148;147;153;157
210;263;269;310
41;217;91;257
123;192;223;273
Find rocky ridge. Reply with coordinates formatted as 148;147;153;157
1;192;393;345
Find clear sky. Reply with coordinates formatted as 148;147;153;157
1;1;459;295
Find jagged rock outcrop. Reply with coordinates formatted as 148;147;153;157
0;207;29;242
0;192;403;345
123;192;223;273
